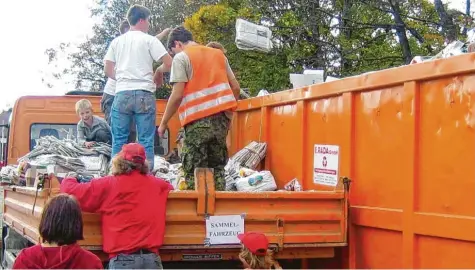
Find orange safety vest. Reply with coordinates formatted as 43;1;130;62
178;45;237;126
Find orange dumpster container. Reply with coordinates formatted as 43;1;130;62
229;53;475;269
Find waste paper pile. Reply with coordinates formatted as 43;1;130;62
152;141;281;192
410;38;475;65
224;141;278;192
0;136;112;186
0;165;19;185
0;136;303;192
153;155;183;190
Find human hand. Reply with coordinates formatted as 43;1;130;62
84;141;95;148
154;70;164;87
156;27;172;40
157;124;168;138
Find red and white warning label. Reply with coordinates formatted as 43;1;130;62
313;144;340;186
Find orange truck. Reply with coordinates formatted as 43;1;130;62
2;53;475;269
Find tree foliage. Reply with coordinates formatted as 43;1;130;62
45;0;474;97
184;3;291;95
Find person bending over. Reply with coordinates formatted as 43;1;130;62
60;143;173;269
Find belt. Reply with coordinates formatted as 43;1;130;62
131;249;153;255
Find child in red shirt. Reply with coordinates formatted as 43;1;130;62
13;194;103;269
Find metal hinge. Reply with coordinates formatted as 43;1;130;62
342;177;351;192
276;219;284;252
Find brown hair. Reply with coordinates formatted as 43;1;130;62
39;194;84;246
111;155;150;175
206;41;227;54
239;247;282;269
127;5;151;26
167;26;193;51
119;20;130;34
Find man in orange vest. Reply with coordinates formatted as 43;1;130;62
157;26;240;191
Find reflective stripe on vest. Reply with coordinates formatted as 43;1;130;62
179;91;235;123
180;82;231;107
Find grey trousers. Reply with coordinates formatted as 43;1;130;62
101;92;137;143
108;253;163;269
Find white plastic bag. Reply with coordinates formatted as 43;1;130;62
239;167;256;177
235;19;273;53
236;171;277;192
257;90;270;97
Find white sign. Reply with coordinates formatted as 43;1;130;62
205;215;245;245
313;144;340;186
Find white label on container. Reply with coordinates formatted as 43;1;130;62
313;144;340;187
205;215;244;245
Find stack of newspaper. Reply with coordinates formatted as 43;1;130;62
235;19;273;53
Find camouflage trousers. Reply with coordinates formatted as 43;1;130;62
182;112;230;191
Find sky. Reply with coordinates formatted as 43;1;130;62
0;0;468;111
0;0;95;110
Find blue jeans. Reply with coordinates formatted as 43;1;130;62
111;90;156;170
108;253;163;269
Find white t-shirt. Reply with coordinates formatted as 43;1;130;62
104;31;168;93
103;78;116;96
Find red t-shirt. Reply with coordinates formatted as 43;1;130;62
13;244;103;269
60;171;173;258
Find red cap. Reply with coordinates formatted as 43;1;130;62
237;232;269;256
119;143;146;164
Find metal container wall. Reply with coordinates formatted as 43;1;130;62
231;54;475;269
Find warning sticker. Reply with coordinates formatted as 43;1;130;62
313;144;340;186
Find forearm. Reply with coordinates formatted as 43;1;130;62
77;130;86;145
156;63;171;73
156;32;167;41
60;177;109;213
230;79;240;100
104;60;116;80
161;89;183;125
105;69;116;80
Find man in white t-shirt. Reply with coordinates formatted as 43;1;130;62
101;20;171;145
104;4;172;170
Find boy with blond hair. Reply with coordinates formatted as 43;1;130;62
75;99;112;148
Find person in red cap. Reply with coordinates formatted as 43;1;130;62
238;232;282;270
60;143;173;269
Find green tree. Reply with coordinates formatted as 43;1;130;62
184;3;291;95
44;0;474;98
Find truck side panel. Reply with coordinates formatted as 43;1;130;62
231;54;475;268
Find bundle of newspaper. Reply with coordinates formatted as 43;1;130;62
18;136;112;176
235;19;273;53
229;141;267;170
19;136;111;161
